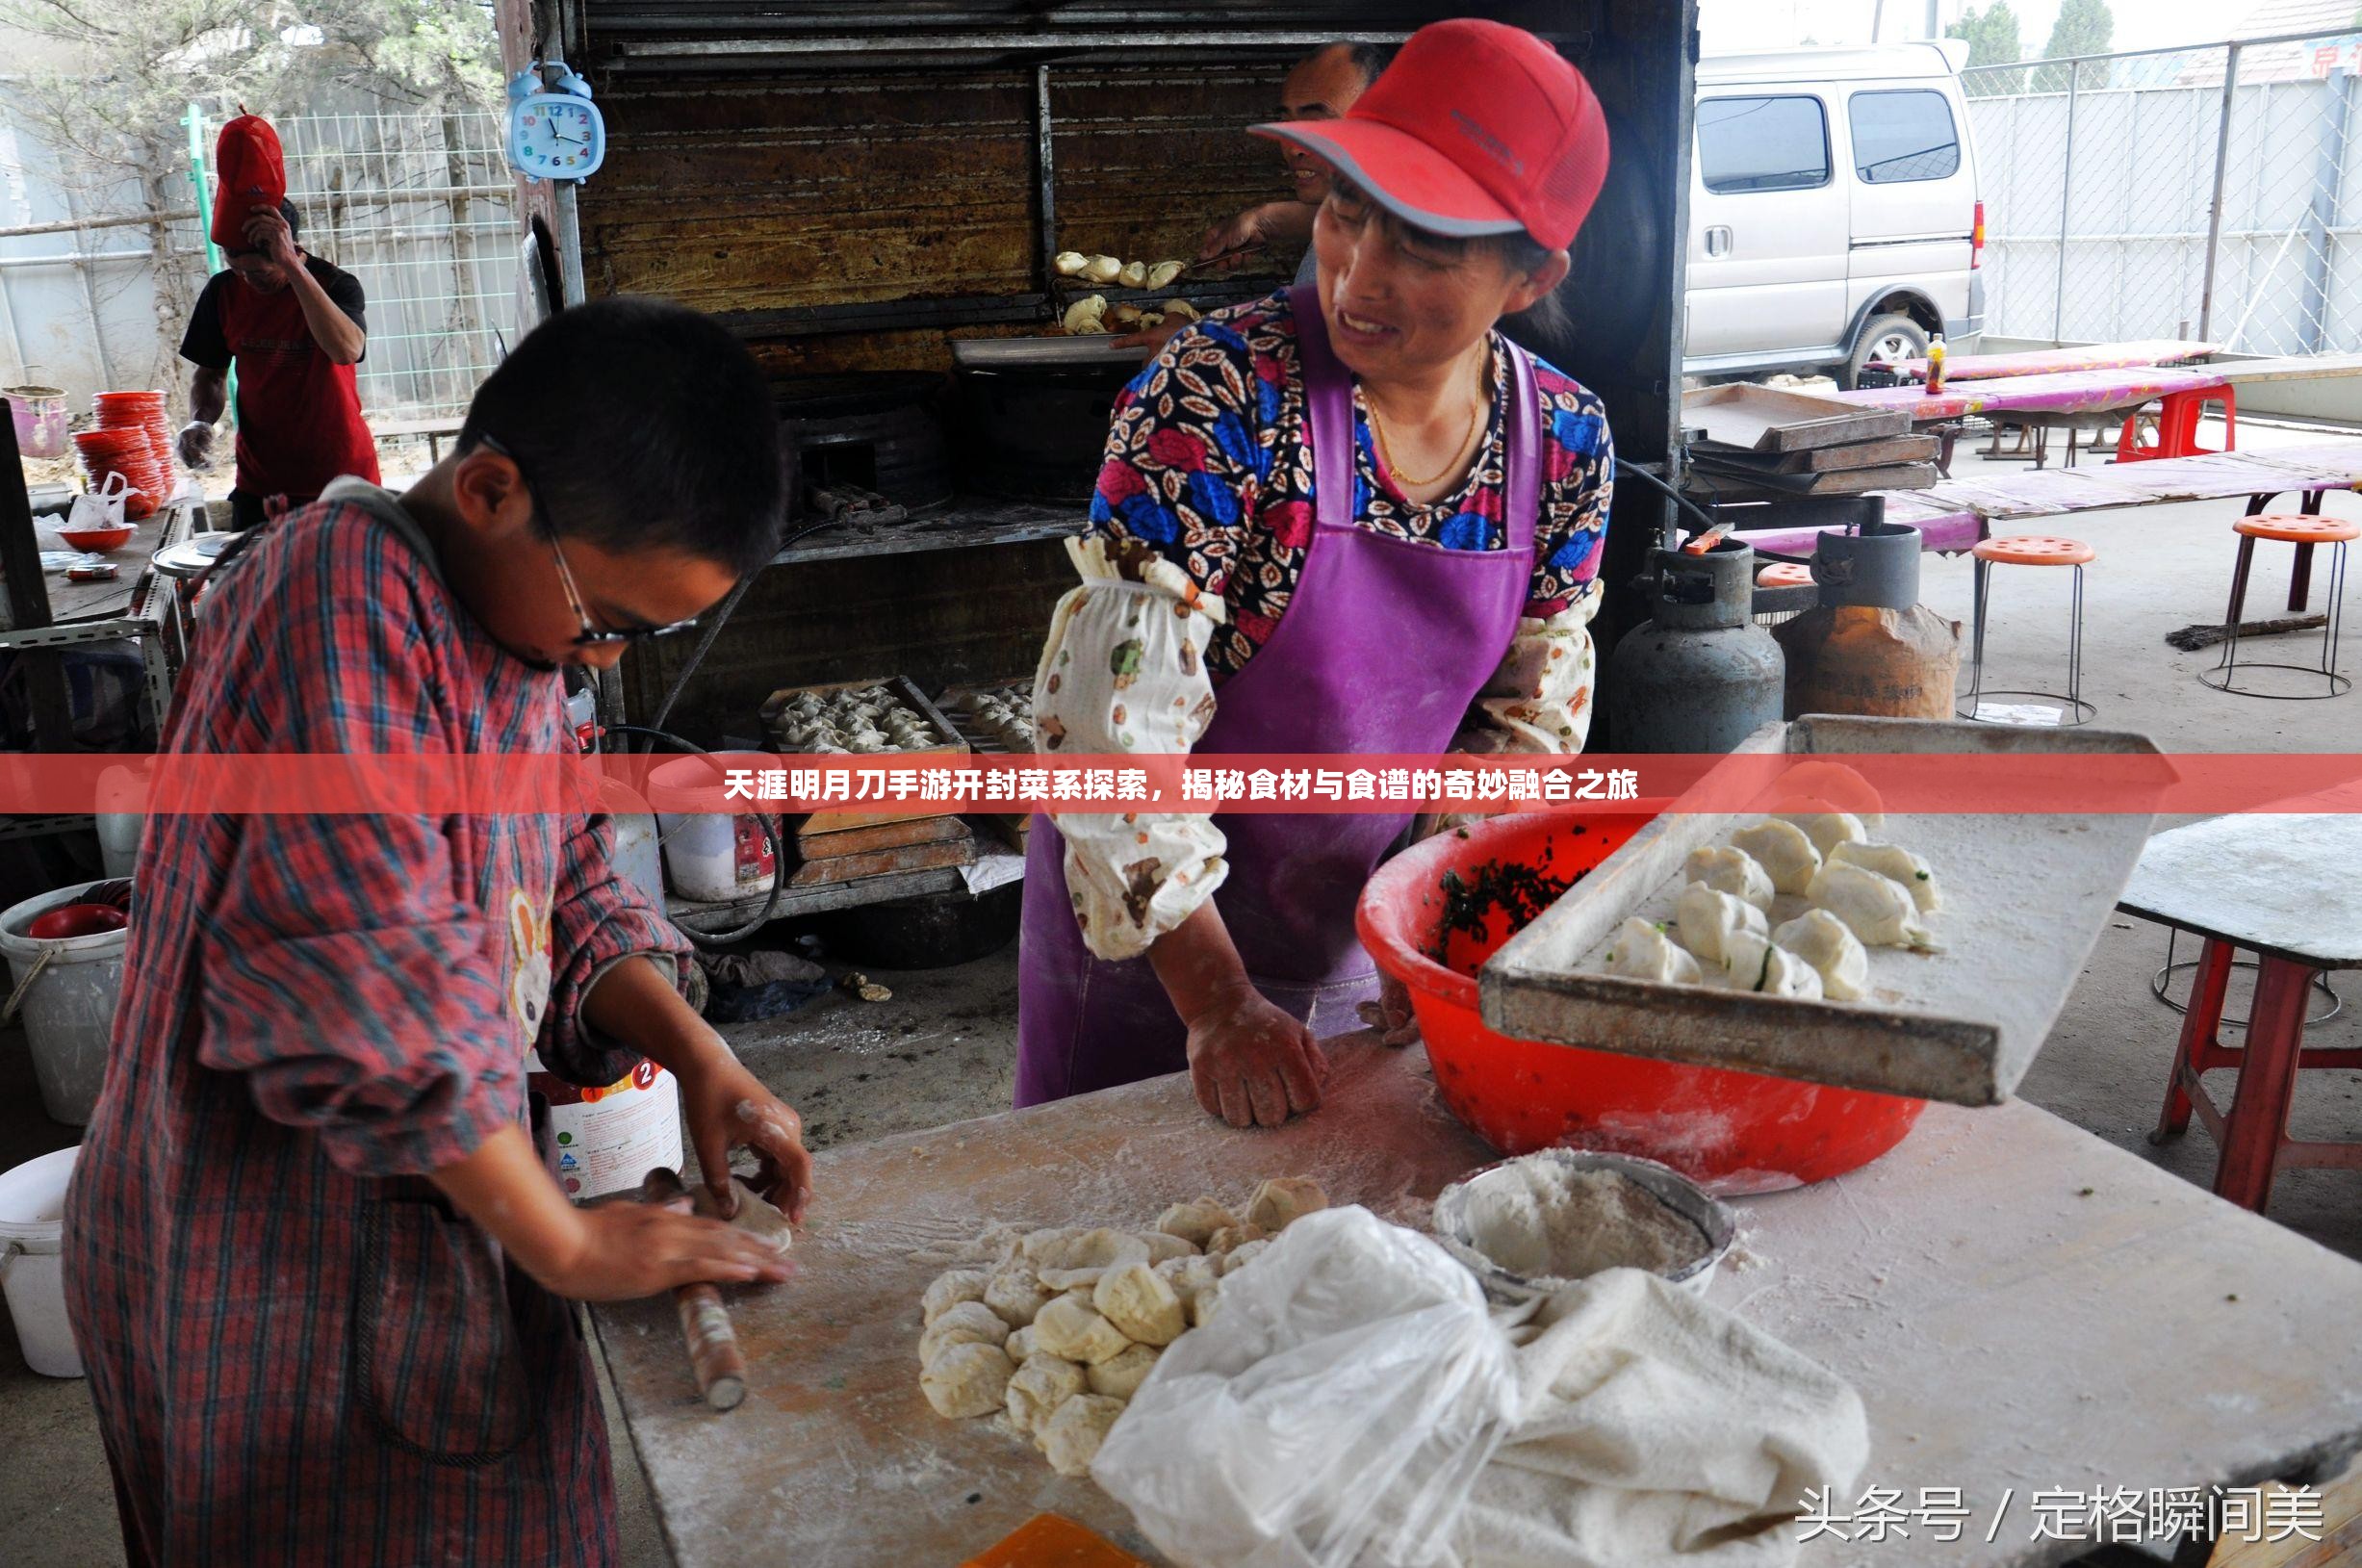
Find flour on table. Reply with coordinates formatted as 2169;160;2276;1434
1461;1166;1708;1281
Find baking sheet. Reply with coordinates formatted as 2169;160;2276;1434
1479;717;2169;1107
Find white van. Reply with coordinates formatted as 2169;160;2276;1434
1684;40;1985;385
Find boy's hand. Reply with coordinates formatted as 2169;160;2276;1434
678;1053;813;1224
527;1195;794;1302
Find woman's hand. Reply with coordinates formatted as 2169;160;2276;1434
677;1051;813;1224
528;1194;795;1302
1184;979;1328;1128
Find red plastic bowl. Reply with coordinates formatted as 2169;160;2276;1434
59;525;134;552
1356;810;1927;1195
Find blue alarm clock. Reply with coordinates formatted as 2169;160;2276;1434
506;63;605;183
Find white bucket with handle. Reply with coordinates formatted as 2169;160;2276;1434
0;1146;83;1377
0;882;130;1124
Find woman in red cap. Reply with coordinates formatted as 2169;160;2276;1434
1019;19;1617;1126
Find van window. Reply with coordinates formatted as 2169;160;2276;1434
1849;90;1962;184
1696;95;1831;193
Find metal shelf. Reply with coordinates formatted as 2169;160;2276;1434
668;864;979;930
770;502;1084;566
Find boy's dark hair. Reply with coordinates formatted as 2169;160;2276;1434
1345;42;1394;86
458;296;783;576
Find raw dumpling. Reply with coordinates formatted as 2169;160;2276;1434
1203;1223;1270;1259
922;1268;991;1325
1081;254;1123;283
1828;840;1940;913
1153;1252;1220;1309
920;1341;1014;1419
1683;845;1775;910
1602;916;1704;985
1676;882;1770;966
1244;1176;1327;1232
1062;295;1107;332
1774;810;1867;859
1030;1227;1148;1290
1086;1342;1162;1399
1731;820;1823;897
1031;1295;1132;1365
1006;1324;1040;1361
1773;909;1872;1001
1808;861;1938;950
1135;1229;1199;1264
1764;764;1886;826
1039;1393;1127;1477
1145;259;1187;289
983;1265;1055;1326
1053;250;1091;276
918;1300;1009;1365
1154;1198;1237;1247
1717;931;1825;998
1004;1352;1087;1434
1092;1261;1185;1346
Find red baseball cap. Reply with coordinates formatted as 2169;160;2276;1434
1253;19;1610;252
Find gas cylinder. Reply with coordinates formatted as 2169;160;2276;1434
1773;516;1961;719
1605;539;1785;753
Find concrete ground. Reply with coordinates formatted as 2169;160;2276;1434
2;417;2357;1564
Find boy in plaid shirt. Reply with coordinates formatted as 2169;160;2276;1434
65;298;807;1564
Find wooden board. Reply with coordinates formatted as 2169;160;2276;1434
1480;717;2168;1107
1683;383;1912;453
2205;353;2362;385
795;812;972;858
1688;434;1940;474
589;1038;2362;1568
785;827;975;887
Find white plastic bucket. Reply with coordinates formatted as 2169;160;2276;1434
0;883;129;1125
651;756;774;903
529;1053;682;1201
0;1146;84;1377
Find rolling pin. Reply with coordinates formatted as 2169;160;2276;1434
637;1168;749;1411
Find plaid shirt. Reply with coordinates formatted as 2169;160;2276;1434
64;482;689;1565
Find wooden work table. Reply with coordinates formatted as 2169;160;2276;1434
591;1038;2362;1568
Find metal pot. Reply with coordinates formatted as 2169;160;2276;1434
6;385;69;460
952;359;1139;504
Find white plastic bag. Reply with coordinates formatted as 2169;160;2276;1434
64;472;130;532
1091;1206;1521;1568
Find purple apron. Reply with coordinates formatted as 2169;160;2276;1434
1014;284;1541;1105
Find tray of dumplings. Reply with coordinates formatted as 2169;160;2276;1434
759;678;968;758
1479;716;2168;1109
937;681;1038;850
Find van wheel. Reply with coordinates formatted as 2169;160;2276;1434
1844;315;1929;389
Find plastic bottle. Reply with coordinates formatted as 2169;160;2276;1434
1924;334;1948;396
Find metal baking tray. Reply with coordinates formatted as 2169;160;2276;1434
1478;716;2169;1107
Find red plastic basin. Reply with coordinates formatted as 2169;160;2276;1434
1356;810;1927;1195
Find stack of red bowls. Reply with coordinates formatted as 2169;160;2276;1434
92;390;174;501
71;427;160;520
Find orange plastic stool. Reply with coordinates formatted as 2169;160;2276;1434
1754;561;1813;587
1958;534;2096;724
2117;384;2236;461
2201;512;2354;699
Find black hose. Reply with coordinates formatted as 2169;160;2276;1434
1613;456;1811;565
603;723;785;947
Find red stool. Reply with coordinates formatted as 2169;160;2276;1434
2152;938;2362;1212
2199;513;2354;699
2117;384;2236;461
1958;533;2096;724
1754;562;1813;587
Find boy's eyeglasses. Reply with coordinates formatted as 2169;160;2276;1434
475;435;701;646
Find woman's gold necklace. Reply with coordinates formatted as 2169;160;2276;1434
1367;356;1488;490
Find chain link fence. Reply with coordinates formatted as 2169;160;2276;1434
190;103;519;418
1966;29;2362;356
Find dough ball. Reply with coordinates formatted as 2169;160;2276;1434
1220;1238;1271;1276
1092;1260;1185;1347
1006;1324;1039;1362
1155;1198;1237;1247
1136;1229;1199;1265
1086;1342;1161;1400
922;1268;992;1326
693;1176;797;1254
920;1341;1014;1419
1154;1252;1221;1307
1031;1226;1150;1291
1004;1353;1088;1435
1244;1177;1327;1233
1021;1226;1081;1265
918;1299;1009;1365
1204;1223;1270;1259
1032;1294;1132;1365
983;1265;1055;1327
975;1221;1030;1267
1189;1278;1222;1327
1039;1393;1127;1478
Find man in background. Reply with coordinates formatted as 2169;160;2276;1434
177;198;380;529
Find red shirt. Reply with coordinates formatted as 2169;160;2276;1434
180;256;381;501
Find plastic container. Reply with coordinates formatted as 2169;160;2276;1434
528;1052;682;1201
95;762;150;880
1431;1149;1735;1303
651;756;774;903
0;1146;84;1377
1356;811;1926;1194
0;882;130;1125
6;383;69;459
